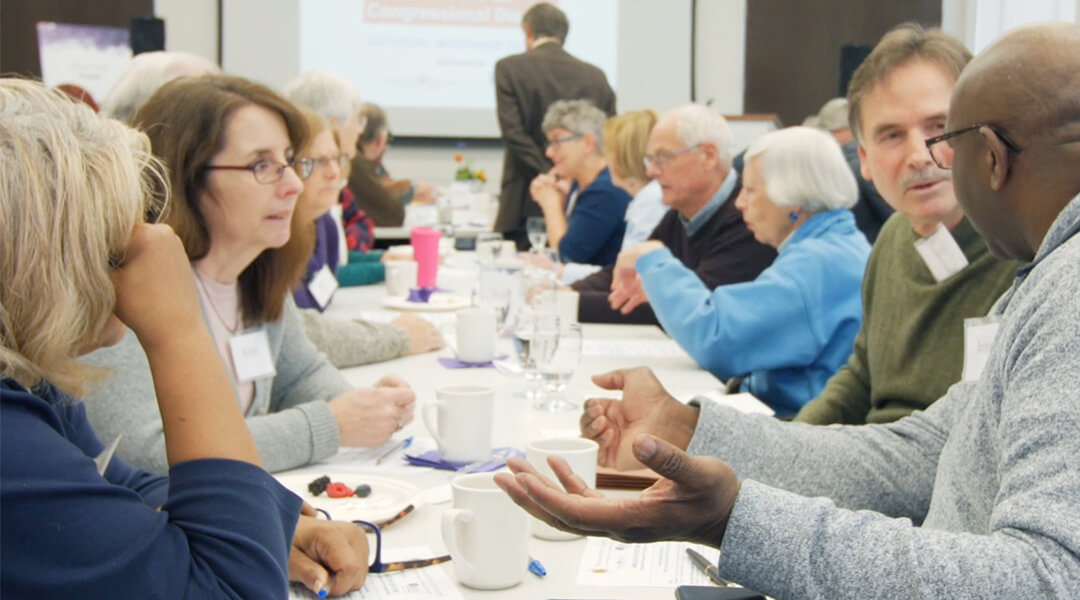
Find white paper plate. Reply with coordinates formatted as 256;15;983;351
275;472;421;523
382;293;471;312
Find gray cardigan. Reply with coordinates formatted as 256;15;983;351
688;194;1080;598
82;296;349;475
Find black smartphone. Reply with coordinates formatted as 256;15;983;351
454;236;477;251
674;585;767;600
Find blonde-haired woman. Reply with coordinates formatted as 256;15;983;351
0;79;368;598
83;75;415;476
558;109;668;284
290;106;443;367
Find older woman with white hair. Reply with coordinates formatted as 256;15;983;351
100;51;220;123
530;99;631;266
612;126;871;414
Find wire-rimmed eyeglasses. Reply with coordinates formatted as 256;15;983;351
643;143;702;171
925;123;1023;170
546;132;583;149
295;154;350;179
203;157;313;183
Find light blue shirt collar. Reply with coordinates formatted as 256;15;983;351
679;168;737;237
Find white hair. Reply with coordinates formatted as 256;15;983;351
745;126;858;212
541;99;606;150
670;104;734;163
100;51;220;123
815;97;850;132
283;70;363;126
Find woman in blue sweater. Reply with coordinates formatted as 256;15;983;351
0;80;368;598
530;99;631;266
611;127;871;415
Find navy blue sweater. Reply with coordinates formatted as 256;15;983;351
558;168;631;266
0;378;301;599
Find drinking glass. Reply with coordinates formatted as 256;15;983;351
526;217;547;252
534;322;582;412
510;311;558;402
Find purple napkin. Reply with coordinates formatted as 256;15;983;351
406;287;452;303
437;354;507;369
404;447;523;472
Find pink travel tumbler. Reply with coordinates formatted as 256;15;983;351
410;226;441;289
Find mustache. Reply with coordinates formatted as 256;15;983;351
899;166;952;189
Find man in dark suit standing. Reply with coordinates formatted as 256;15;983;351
494;2;617;248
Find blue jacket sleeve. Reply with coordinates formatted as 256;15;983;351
558;186;626;265
1;386;301;600
638;247;820;378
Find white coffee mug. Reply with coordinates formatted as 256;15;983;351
451;306;496;363
385;260;418;297
441;472;530;589
525;437;598;540
554;289;580;325
422;385;494;464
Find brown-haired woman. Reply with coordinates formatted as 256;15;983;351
83;74;416;475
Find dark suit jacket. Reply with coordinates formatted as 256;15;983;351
493;43;616;235
572;181;777;325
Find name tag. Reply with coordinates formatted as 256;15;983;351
914;223;969;282
308;265;339;310
962;316;1001;382
228;329;276;383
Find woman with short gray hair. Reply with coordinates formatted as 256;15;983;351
530;99;631;266
612;126;870;415
285;70;377;253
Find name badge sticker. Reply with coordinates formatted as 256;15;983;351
308;265;339;310
962;316;1001;382
914;223;969;282
228;329;276;383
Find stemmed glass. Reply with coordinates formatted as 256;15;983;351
526;217;547;253
534;321;583;412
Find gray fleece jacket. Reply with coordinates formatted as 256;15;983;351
689;194;1080;599
82;296;349;475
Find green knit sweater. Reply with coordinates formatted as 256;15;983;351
795;214;1020;425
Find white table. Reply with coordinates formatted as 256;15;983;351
282;258;748;599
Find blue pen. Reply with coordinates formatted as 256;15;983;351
528;556;547;578
375;436;413;465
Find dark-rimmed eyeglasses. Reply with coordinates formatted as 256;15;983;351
925;123;1023;170
643;144;702;170
312;506;451;573
546;133;583;149
203;158;312;184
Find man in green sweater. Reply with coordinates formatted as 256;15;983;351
793;24;1021;425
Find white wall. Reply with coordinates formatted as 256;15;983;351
942;0;1080;51
695;0;746;114
154;0;218;62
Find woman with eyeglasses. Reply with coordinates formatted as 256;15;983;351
610;127;872;415
290;106;444;367
82;75;416;476
530;99;632;266
0;78;369;599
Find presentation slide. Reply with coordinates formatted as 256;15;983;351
298;0;618;111
223;0;690;138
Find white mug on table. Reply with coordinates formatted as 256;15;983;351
525;437;598;540
441;472;530;589
443;306;496;364
384;260;417;297
422;384;493;464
